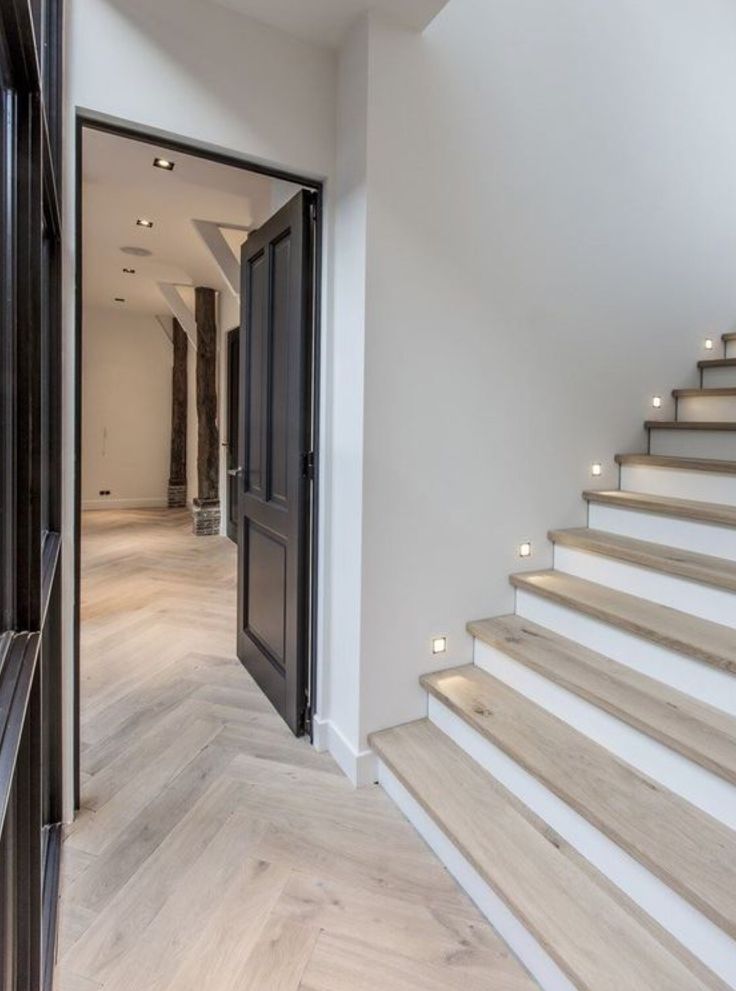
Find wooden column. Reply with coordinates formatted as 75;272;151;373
167;318;188;507
191;287;221;535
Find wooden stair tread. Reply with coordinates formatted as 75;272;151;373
698;358;736;369
722;333;736;343
673;388;736;398
510;569;736;674
549;525;736;592
584;488;736;528
370;719;722;991
421;664;736;936
615;453;736;474
644;420;736;431
467;614;736;785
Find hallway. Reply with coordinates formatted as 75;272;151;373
55;510;536;991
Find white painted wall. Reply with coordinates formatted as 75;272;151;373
62;0;339;815
315;16;370;776
82;306;172;510
354;0;736;744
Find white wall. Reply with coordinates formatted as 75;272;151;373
82;307;172;510
354;0;736;743
62;0;339;815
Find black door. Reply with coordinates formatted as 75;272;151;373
225;327;239;543
236;191;314;735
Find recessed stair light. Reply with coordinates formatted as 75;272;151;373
431;636;447;654
519;541;532;558
591;462;602;477
704;338;714;350
122;267;136;274
153;157;175;171
136;218;154;228
651;395;662;409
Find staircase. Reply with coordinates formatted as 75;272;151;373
370;331;736;991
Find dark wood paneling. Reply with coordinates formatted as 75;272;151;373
194;287;219;505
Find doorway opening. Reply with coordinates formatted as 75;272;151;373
74;116;322;809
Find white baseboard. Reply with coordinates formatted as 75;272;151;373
82;497;169;511
312;715;377;787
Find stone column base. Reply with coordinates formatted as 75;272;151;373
167;483;187;508
191;499;221;536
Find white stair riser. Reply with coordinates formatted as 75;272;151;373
726;341;736;360
677;395;736;421
588;502;736;562
649;428;736;460
428;695;736;989
429;698;736;983
620;464;736;507
702;366;736;387
377;761;578;991
553;544;736;629
514;588;736;716
473;639;736;828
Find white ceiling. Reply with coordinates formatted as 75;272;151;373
82;128;303;317
204;0;449;48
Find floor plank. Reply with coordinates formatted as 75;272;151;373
56;509;537;990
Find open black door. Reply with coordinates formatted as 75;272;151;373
225;327;239;543
236;191;315;735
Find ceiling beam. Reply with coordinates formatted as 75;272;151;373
157;282;198;350
192;219;251;297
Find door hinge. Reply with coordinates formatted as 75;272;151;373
302;451;315;480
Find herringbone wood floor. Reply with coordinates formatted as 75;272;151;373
55;509;537;991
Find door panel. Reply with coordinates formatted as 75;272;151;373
236;191;314;734
225;328;239;543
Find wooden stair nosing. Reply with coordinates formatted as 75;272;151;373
370;719;726;991
720;333;736;343
698;358;736;369
510;569;736;674
583;488;736;528
672;388;736;398
644;420;736;431
420;664;736;938
467;614;736;786
549;526;736;593
615;453;736;474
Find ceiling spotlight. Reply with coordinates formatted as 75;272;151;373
114;297;126;303
136;218;154;228
153;157;175;171
122;267;136;274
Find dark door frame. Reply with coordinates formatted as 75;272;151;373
73;112;323;807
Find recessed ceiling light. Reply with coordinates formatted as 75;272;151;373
153;157;175;171
136;218;154;228
114;297;126;303
120;246;152;257
122;267;136;274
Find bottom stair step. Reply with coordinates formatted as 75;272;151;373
370;719;725;991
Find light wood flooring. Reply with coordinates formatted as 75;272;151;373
55;509;537;991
